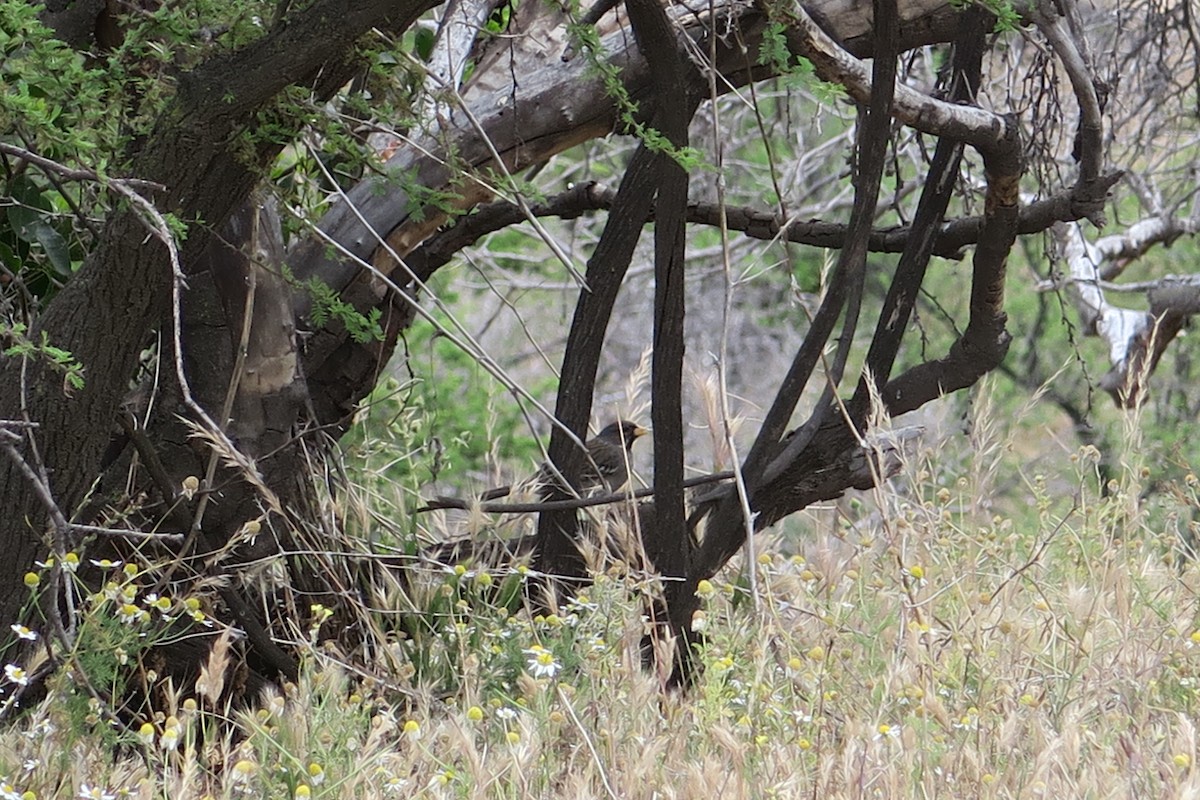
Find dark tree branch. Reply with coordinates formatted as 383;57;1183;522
690;0;901;584
533;144;665;586
847;8;988;416
881;124;1024;416
419;470;736;513
626;0;696;683
402;169;1127;283
763;0;904;483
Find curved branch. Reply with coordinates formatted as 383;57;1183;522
771;0;1008;150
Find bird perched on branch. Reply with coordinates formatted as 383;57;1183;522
480;420;648;501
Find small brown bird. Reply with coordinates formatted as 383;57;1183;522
481;420;648;500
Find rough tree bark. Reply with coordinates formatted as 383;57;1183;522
0;0;438;677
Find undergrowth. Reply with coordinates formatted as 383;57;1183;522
5;387;1200;799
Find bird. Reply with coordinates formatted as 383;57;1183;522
480;420;648;501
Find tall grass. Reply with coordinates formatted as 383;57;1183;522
5;390;1200;799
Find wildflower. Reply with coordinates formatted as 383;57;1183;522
136;723;156;746
1175;753;1192;768
506;730;521;745
77;785;114;800
0;779;19;800
306;763;325;786
873;723;900;741
144;594;171;612
953;708;979;730
89;559;121;570
9;625;36;642
382;776;409;794
230;760;257;785
524;645;561;679
566;593;597;612
295;786;311;799
4;665;28;687
467;706;484;722
695;580;715;598
181;476;200;499
690;610;707;632
121;563;138;578
908;565;925;581
265;694;285;718
160;724;180;752
22;574;39;589
402;719;421;741
187;598;210;625
495;706;518;721
797;737;812;750
116;604;146;624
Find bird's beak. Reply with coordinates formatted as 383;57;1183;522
632;426;649;438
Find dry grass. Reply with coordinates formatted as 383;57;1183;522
5;396;1200;799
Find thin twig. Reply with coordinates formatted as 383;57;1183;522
418;470;735;513
0;141;165;192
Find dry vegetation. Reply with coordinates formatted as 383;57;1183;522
5;378;1200;799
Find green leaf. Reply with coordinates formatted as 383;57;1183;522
31;220;71;276
414;27;435;62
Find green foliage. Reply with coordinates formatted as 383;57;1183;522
756;21;844;101
949;0;1023;33
485;0;517;34
566;18;704;170
757;22;792;74
1;321;85;393
7;556;215;749
298;275;385;344
413;26;436;61
342;322;545;493
386;165;467;223
0;3;118;159
0;174;79;295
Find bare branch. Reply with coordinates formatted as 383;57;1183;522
1050;220;1200;406
0;142;165;192
769;0;1008;150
